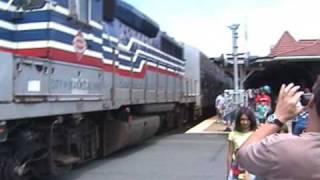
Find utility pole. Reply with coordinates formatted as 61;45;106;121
228;24;239;90
228;24;240;105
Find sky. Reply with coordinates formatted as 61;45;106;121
123;0;320;57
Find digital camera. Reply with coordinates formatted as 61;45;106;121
300;93;312;106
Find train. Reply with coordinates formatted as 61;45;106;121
0;0;231;179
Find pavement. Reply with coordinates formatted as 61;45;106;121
53;132;228;180
185;116;230;134
51;116;230;180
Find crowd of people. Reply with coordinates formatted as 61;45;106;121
215;83;315;180
215;85;273;132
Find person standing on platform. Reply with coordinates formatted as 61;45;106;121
247;88;256;110
256;86;272;107
227;107;257;180
255;86;272;124
215;93;225;122
237;80;320;179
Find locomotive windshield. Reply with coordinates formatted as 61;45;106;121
103;0;117;22
7;0;47;10
69;0;89;24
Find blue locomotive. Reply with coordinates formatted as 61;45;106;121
0;0;231;179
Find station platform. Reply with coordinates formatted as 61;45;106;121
186;116;294;134
185;116;229;134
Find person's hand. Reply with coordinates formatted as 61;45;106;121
274;83;304;122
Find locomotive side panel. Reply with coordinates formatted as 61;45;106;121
167;72;175;101
102;70;113;102
14;58;50;97
114;75;131;106
158;67;168;102
0;53;13;102
131;77;145;104
14;57;104;100
183;45;201;101
145;68;158;103
176;76;183;102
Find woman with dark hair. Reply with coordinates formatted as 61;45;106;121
227;107;257;180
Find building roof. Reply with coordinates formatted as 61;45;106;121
270;31;320;57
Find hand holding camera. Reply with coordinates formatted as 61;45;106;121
274;83;304;122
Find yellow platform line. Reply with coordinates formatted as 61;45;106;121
185;119;214;133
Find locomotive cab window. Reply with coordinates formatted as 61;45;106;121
69;0;90;24
14;0;47;10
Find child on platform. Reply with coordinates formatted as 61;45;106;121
227;107;257;180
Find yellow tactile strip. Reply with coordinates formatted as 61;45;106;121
185;116;229;134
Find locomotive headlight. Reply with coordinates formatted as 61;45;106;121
0;121;8;142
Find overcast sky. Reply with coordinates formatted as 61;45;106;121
123;0;320;57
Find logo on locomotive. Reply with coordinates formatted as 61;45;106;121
73;31;87;60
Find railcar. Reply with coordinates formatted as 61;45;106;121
183;45;232;119
0;0;230;179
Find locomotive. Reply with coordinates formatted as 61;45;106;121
0;0;231;179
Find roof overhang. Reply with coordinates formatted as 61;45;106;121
255;56;320;64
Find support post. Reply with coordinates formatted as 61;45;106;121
228;24;240;105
